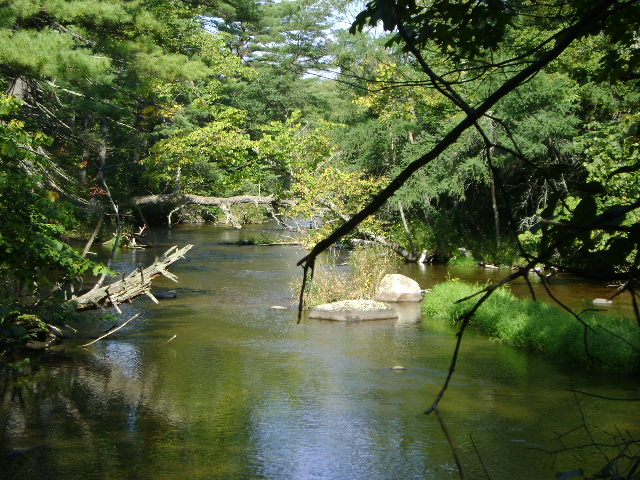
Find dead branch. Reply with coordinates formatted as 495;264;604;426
568;389;640;402
82;214;104;258
80;313;141;347
72;245;192;310
132;193;295;209
132;193;295;228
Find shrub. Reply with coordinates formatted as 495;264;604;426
293;244;400;307
423;280;640;374
447;254;477;267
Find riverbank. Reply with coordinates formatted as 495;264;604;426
423;280;640;374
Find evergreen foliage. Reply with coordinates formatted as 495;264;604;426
1;0;639;360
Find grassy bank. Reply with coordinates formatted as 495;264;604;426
423;280;640;374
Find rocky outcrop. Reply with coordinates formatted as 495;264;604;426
309;300;398;321
374;274;423;302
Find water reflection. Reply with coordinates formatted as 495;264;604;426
392;302;423;324
1;223;638;479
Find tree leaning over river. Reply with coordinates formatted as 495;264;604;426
1;0;640;477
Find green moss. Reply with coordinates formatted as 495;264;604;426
423;280;640;374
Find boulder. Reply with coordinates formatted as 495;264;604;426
593;298;613;306
374;274;423;302
309;300;398;322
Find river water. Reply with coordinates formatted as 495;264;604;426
2;224;638;479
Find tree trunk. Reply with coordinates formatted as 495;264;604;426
132;193;294;208
490;167;501;249
132;193;294;227
7;77;30;97
398;201;417;257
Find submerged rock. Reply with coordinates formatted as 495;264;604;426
309;300;398;321
154;290;177;299
270;305;288;310
374;274;423;302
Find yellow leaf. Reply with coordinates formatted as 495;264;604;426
46;190;60;202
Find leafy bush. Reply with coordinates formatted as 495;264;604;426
0;96;108;299
423;280;640;374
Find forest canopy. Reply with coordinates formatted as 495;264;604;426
1;0;639;338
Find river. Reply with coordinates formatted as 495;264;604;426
2;223;638;479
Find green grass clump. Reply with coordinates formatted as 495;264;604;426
447;254;477;267
423;280;640;374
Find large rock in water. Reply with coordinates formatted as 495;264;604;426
374;274;423;302
309;300;398;321
593;298;613;306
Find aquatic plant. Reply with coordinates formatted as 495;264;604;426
423;280;640;374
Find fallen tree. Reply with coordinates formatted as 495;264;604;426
72;244;193;311
132;193;294;228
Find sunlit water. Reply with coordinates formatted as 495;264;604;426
1;224;638;479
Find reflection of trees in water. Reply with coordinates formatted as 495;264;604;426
0;343;261;479
1;323;638;479
1;347;169;477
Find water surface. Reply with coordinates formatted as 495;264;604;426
2;224;638;479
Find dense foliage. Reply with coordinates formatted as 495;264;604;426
1;2;639;478
1;0;638;349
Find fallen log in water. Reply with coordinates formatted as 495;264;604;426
72;245;193;311
132;193;294;228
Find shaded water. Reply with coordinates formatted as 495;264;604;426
2;224;638;479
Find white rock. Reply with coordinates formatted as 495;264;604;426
593;298;613;306
374;274;423;302
270;305;288;310
309;300;398;321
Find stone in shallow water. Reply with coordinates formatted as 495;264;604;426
309;300;398;322
593;298;613;306
374;274;423;302
154;290;177;299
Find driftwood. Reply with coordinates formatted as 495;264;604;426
132;193;294;228
72;245;193;310
132;193;294;208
